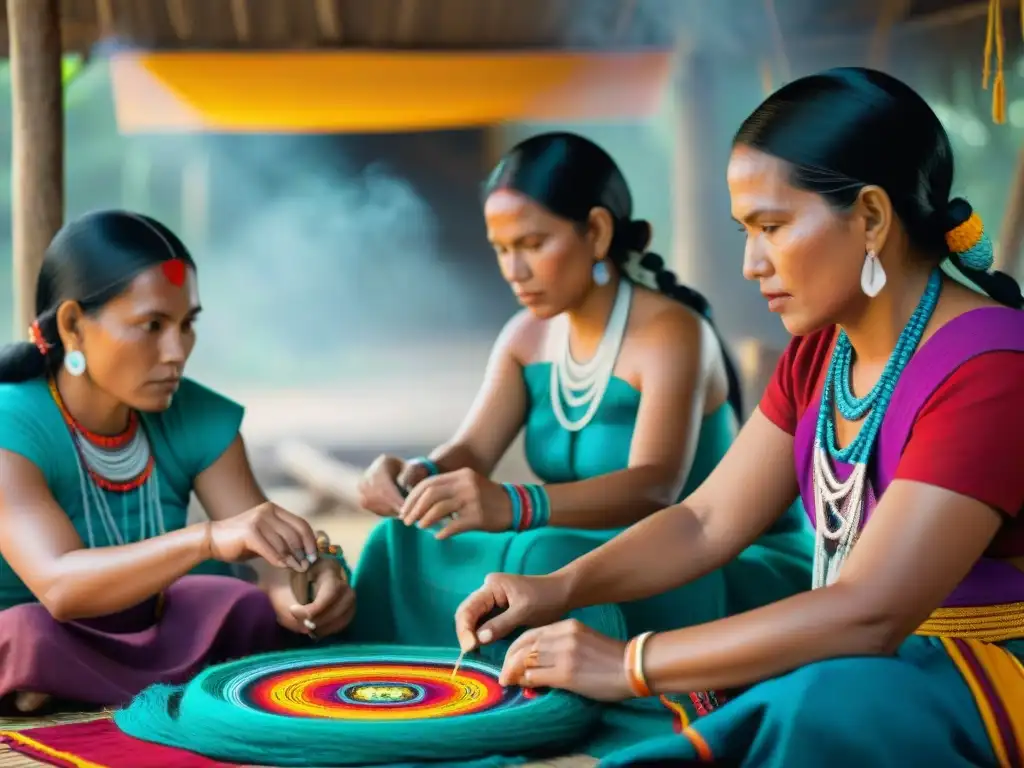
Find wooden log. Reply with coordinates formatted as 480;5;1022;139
8;0;64;339
274;440;367;512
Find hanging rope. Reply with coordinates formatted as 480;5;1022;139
982;0;1007;123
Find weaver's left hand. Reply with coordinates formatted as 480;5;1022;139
399;468;512;540
499;619;633;702
270;558;356;639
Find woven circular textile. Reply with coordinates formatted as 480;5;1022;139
114;644;601;765
228;652;518;721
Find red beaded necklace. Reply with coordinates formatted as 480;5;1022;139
48;378;154;492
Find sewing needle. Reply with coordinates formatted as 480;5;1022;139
450;647;468;680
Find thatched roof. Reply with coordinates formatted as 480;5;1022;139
0;0;1003;56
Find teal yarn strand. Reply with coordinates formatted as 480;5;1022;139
408;457;440;477
817;269;942;464
116;602;626;766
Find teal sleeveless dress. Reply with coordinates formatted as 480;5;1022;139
349;363;812;645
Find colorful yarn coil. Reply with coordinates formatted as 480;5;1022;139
113;644;602;766
502;483;551;531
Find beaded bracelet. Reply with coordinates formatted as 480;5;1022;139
624;631;655;697
500;483;551;531
407;456;440;477
689;689;728;717
315;531;352;583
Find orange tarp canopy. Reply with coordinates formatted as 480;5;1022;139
109;50;672;134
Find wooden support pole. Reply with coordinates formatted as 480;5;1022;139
668;44;709;287
8;0;64;340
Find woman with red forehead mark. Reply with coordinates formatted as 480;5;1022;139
0;210;355;714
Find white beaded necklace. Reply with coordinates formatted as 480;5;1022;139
549;278;633;432
811;451;867;588
69;428;167;548
51;382;167;548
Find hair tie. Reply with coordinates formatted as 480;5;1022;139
28;321;52;357
943;198;993;272
621;250;660;290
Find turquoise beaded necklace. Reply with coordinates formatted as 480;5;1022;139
811;268;942;588
815;268;943;463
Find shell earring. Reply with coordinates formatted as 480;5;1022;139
592;260;611;287
860;250;886;298
64;350;87;377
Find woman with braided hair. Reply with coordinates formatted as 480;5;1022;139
456;69;1024;767
354;133;813;694
0;210;355;714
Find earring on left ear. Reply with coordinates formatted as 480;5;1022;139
64;350;87;377
860;249;887;298
592;260;611;286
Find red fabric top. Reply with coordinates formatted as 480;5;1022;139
760;327;1024;557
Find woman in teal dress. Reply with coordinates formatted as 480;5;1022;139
354;133;811;655
455;70;1024;767
0;210;353;714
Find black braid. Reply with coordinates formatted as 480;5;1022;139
951;260;1024;309
610;249;745;420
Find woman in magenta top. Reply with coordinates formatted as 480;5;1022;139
453;68;1024;767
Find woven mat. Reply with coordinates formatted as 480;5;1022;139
0;712;596;768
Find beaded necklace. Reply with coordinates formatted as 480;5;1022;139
811;269;942;589
48;379;167;547
549;278;633;432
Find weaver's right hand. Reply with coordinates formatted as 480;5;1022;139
358;454;428;517
208;502;318;572
454;572;573;652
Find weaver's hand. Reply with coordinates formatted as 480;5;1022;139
266;578;310;635
500;619;632;702
454;572;571;651
358;454;408;517
400;468;512;539
396;459;432;494
288;558;356;639
208;502;318;571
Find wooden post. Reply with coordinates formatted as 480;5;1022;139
8;0;64;339
668;43;710;287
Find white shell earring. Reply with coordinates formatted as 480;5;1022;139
592;260;610;286
860;250;887;298
64;350;87;377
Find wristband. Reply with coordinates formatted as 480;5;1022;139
315;531;352;583
407;456;440;477
624;631;655;697
500;483;551;531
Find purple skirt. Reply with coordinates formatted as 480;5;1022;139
0;575;290;710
